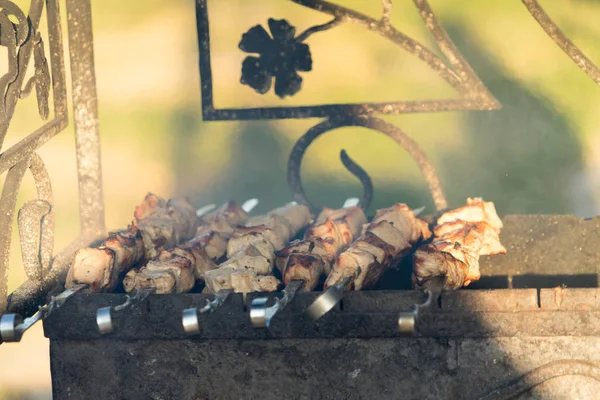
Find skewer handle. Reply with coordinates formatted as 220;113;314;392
96;288;155;335
182;289;233;335
250;280;304;328
0;283;87;342
398;276;444;335
305;276;351;321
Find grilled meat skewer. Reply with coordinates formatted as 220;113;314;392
276;204;367;291
122;200;253;294
412;198;506;290
65;193;197;293
203;202;312;294
250;198;364;328
305;203;429;321
324;203;431;291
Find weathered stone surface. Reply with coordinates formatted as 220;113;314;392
479;215;600;281
49;337;600;400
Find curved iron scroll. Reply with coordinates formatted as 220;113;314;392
522;0;600;86
478;360;600;400
287;115;448;213
0;153;54;313
0;0;105;320
196;0;501;121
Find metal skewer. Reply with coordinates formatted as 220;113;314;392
397;275;445;335
306;276;352;320
96;288;155;335
306;205;427;321
196;203;217;217
180;197;260;334
250;280;304;328
93;198;259;335
182;289;233;334
0;284;87;342
92;201;220;335
250;198;361;328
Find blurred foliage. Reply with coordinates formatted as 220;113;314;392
1;0;600;395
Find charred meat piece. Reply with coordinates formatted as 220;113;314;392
227;220;288;257
412;199;506;290
412;241;474;290
270;202;313;233
433;220;506;256
66;230;144;292
66;193;195;292
277;205;368;292
123;201;248;294
200;200;249;227
123;232;228;294
132;193;198;260
436;197;503;233
122;250;196;294
275;238;331;273
195;201;249;238
366;203;432;244
325;204;429;291
309;206;367;250
282;253;326;290
226;204;312;261
204;268;280;294
219;242;273;275
204;203;311;293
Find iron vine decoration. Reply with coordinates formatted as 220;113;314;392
197;0;506;214
0;0;105;323
197;0;600;214
239;18;313;98
0;0;66;316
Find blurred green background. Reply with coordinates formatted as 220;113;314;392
1;0;600;397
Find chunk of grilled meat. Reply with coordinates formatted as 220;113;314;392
367;203;432;244
276;206;367;291
133;194;198;260
66;193;196;293
204;268;280;294
123;201;249;294
195;201;250;238
412;198;506;290
123;232;228;294
435;197;503;233
203;203;312;293
324;203;430;291
433;220;506;256
65;230;144;292
122;250;197;294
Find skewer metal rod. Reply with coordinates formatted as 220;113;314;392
0;284;86;342
250;280;304;328
96;288;155;335
305;276;351;321
182;289;233;334
398;276;445;335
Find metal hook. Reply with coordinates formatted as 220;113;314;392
250;280;304;328
0;283;86;342
96;288;155;335
182;289;233;335
398;276;445;335
305;276;351;321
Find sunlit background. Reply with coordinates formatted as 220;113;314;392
1;0;599;398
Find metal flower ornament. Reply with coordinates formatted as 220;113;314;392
239;19;313;98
